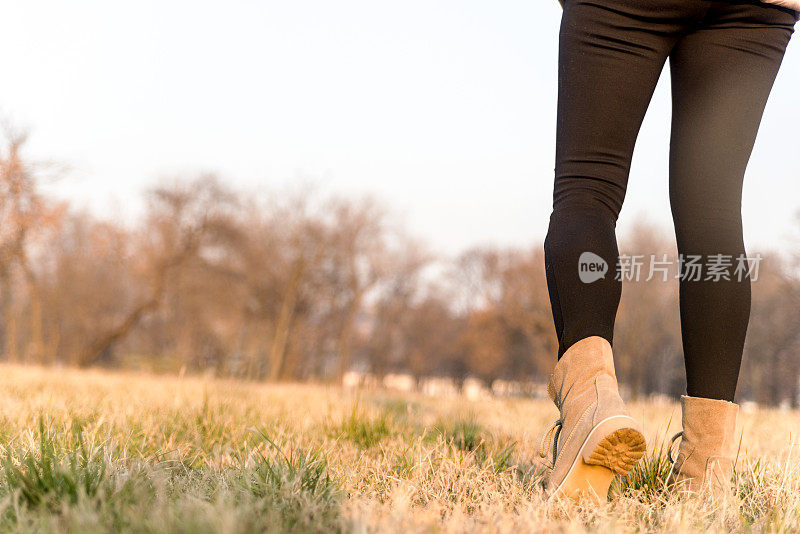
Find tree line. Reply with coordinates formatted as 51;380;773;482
2;131;799;406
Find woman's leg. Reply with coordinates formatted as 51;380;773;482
545;0;692;357
668;2;795;402
540;0;702;501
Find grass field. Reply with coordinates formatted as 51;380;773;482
0;365;797;533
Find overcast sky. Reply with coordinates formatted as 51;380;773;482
2;0;799;256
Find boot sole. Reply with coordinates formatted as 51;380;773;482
550;416;646;503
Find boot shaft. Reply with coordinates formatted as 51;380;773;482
547;336;618;409
670;395;739;494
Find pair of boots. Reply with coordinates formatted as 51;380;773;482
539;336;739;501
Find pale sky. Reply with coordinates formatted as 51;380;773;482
2;1;799;256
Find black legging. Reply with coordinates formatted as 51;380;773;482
544;0;796;401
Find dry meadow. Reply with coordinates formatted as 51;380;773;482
0;364;797;533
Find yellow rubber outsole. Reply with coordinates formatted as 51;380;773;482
553;427;646;503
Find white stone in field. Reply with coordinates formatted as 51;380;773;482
740;401;759;414
463;378;491;401
420;377;459;398
383;373;415;392
342;370;366;388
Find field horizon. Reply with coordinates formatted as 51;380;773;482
0;363;797;532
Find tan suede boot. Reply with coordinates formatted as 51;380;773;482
538;336;646;502
667;395;739;497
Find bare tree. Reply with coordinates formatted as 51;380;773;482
0;128;64;363
77;175;239;366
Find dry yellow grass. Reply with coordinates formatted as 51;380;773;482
0;363;797;532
